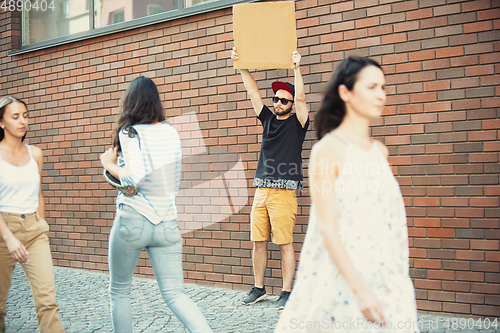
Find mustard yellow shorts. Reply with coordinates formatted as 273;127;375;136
250;187;297;245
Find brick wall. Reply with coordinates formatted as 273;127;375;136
1;0;499;318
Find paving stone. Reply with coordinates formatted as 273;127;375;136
5;266;499;333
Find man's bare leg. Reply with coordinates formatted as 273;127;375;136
253;241;268;288
280;243;295;291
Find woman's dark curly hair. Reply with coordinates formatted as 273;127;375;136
315;56;383;140
0;96;28;142
111;76;165;153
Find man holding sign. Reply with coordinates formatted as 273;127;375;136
231;48;309;310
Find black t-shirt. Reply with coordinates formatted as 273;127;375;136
253;105;309;190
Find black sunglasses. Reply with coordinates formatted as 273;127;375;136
272;96;293;105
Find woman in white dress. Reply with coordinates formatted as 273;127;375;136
275;57;419;332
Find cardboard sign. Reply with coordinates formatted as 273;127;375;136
233;1;297;69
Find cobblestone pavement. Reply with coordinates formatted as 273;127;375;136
5;266;499;333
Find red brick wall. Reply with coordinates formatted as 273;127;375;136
1;0;499;318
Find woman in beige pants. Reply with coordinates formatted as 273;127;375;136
0;96;65;333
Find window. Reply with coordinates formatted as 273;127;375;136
13;0;251;54
185;0;217;7
147;4;165;16
94;0;177;29
110;9;124;24
59;1;69;18
22;0;89;46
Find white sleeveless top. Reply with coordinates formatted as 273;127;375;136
0;145;40;214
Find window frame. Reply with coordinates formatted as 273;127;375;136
9;0;255;56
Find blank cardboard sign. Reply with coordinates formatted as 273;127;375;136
233;1;297;69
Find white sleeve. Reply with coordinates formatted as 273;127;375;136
118;131;148;187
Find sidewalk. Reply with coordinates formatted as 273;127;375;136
5;266;499;333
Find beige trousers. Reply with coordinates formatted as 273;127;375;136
0;212;64;333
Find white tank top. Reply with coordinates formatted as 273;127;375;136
0;145;40;214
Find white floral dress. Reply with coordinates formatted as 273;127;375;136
275;142;420;333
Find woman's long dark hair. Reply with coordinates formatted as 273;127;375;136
112;76;165;152
0;96;28;142
315;56;383;140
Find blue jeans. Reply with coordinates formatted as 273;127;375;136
109;204;212;333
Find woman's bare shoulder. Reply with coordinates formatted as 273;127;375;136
373;139;389;159
311;132;348;168
28;145;43;163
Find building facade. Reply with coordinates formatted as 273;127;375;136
1;0;499;318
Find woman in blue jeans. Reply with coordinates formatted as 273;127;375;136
100;76;212;333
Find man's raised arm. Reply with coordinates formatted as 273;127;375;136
231;47;264;116
292;51;308;127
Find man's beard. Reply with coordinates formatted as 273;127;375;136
274;105;292;116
